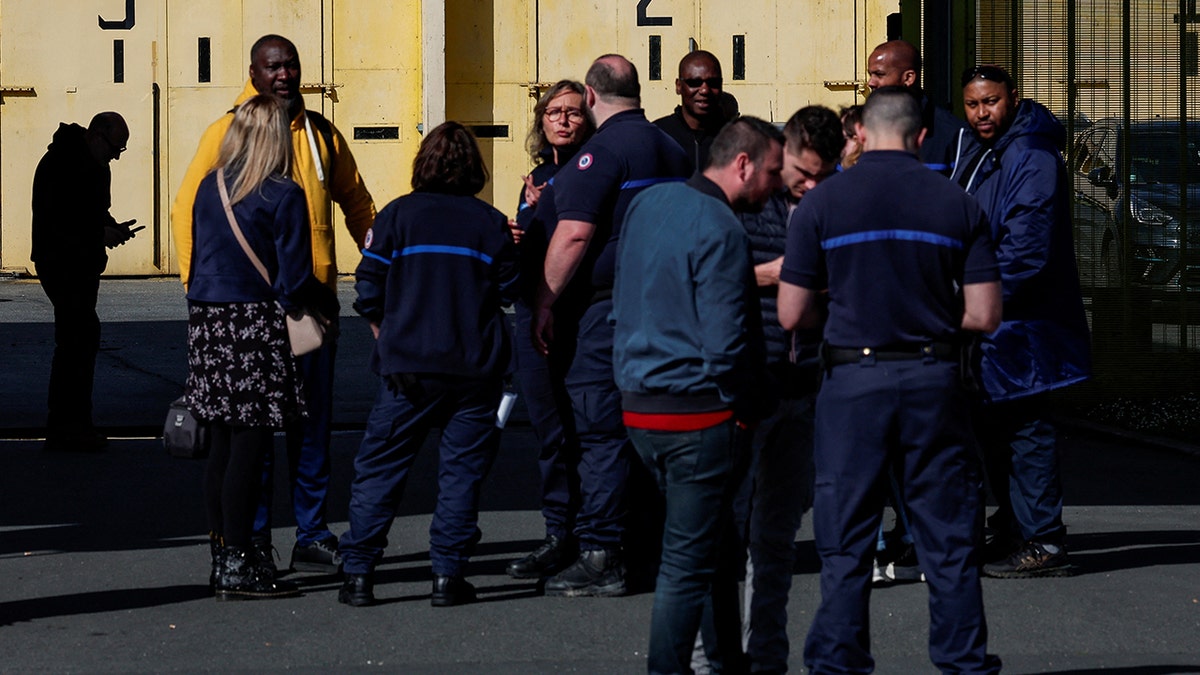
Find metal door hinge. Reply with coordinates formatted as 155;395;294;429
300;83;341;102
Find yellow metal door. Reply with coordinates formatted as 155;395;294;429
164;0;324;277
328;0;423;272
1;0;162;276
444;0;536;208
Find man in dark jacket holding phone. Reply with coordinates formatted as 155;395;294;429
31;111;136;453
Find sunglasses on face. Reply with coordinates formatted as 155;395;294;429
544;107;585;123
682;77;723;89
961;65;1014;89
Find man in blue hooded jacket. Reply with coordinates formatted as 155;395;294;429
950;65;1092;578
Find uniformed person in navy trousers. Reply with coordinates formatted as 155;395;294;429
532;54;691;596
778;87;1004;674
336;122;519;608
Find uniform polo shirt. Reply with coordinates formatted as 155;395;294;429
781;150;998;347
552;108;691;291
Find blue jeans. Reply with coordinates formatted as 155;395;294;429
254;335;337;546
741;395;815;672
629;420;746;675
339;375;501;577
804;360;1000;675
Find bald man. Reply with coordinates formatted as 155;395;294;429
32;112;137;452
867;39;968;177
653;50;734;171
533;54;691;597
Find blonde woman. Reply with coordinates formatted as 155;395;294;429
185;94;331;600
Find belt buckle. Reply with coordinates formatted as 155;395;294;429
860;347;876;366
920;344;936;363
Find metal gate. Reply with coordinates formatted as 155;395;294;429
973;0;1200;435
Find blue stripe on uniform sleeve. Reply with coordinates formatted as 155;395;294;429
821;229;964;251
620;177;688;190
362;249;391;265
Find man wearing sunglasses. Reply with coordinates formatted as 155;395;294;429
950;65;1091;580
653;50;733;172
31;112;137;453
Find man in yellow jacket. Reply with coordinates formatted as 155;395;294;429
172;34;376;575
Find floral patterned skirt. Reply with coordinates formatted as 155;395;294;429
185;301;305;428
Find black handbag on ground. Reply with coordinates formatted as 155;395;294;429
163;396;210;459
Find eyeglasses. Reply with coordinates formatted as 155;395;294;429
682;77;723;89
545;107;585;123
961;64;1014;89
107;136;128;153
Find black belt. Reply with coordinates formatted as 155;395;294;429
822;341;957;367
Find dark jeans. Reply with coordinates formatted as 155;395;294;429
975;394;1066;544
254;334;337;546
629;420;747;675
339;375;501;577
36;262;101;435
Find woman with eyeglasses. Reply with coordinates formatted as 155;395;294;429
503;80;597;580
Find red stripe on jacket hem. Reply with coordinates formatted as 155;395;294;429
622;409;734;431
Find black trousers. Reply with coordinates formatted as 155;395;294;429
36;261;101;435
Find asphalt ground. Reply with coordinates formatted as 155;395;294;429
1;277;1199;673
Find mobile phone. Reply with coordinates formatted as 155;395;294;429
128;225;146;234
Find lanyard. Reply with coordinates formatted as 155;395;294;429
302;112;327;185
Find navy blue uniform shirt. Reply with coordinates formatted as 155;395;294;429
781;150;998;347
552;108;691;290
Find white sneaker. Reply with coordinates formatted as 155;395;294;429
872;559;892;586
885;544;926;582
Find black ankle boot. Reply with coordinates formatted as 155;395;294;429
506;535;576;579
544;548;626;597
431;575;476;607
215;546;300;601
251;537;278;580
338;573;375;607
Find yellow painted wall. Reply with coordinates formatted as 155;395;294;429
446;0;894;220
1;0;892;276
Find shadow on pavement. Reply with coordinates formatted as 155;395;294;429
0;584;213;627
1066;530;1200;574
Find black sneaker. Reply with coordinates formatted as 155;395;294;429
983;540;1072;578
290;537;342;574
506;535;575;579
544;549;626;597
338;573;375;607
